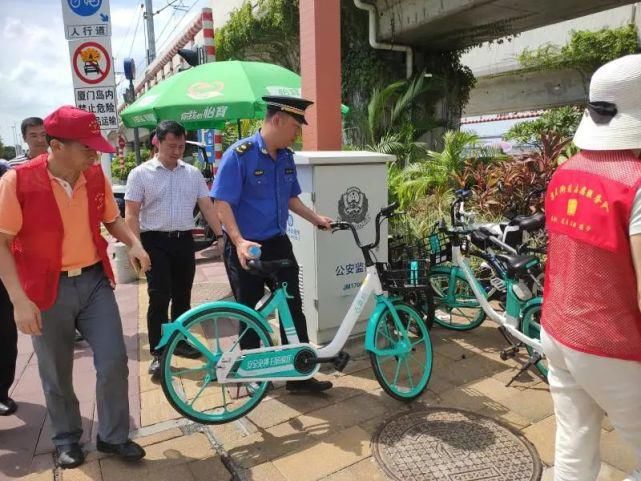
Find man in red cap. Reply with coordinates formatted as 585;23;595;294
0;106;150;469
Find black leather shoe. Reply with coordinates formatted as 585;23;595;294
286;378;333;393
173;340;202;359
96;437;146;462
55;443;85;469
148;355;160;380
0;397;17;416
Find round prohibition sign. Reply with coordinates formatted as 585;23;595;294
73;41;111;85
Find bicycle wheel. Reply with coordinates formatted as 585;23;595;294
520;303;548;380
160;306;273;424
369;302;433;401
396;288;434;331
428;266;486;331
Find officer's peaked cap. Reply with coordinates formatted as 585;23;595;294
262;95;314;125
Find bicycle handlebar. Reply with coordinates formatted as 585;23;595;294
438;220;474;237
329;202;398;251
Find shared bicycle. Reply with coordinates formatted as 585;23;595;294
428;221;547;384
155;203;433;424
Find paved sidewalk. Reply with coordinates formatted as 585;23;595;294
2;244;638;481
0;276;141;480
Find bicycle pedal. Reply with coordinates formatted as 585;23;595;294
499;346;519;361
333;351;350;372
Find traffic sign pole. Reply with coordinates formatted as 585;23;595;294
61;0;117;178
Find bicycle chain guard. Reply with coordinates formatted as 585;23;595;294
216;344;320;382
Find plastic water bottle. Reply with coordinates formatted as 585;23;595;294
409;260;419;286
248;245;262;259
512;280;533;301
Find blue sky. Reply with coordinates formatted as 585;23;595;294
0;0;243;151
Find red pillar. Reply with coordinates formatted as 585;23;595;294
299;0;342;150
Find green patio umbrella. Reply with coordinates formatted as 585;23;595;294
120;60;348;131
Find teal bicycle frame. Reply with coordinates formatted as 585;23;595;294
450;244;544;354
156;264;417;383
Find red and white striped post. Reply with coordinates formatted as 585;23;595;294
202;8;216;62
201;8;222;170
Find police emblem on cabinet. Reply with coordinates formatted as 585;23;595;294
337;186;370;230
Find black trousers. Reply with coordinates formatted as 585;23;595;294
223;234;309;349
141;231;196;355
0;280;17;400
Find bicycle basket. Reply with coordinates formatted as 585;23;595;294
389;242;429;268
378;259;430;292
388;238;411;268
426;231;452;265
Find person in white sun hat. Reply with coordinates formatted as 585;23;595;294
541;53;641;481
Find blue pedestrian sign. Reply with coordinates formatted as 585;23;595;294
198;130;215;164
61;0;111;40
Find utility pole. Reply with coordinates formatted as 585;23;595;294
123;59;141;165
144;0;157;64
11;124;21;156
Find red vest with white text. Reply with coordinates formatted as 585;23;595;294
12;155;115;310
542;150;641;361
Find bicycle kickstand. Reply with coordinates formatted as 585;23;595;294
505;353;543;387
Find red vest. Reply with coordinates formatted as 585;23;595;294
542;150;641;361
12;155;115;310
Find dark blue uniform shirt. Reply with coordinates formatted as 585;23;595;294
211;131;302;241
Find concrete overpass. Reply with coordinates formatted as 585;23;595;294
361;1;638;117
460;4;641;116
373;0;638;50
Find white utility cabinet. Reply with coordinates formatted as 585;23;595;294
287;151;392;344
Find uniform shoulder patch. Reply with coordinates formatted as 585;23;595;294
235;141;253;155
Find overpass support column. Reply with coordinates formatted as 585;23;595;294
299;0;342;150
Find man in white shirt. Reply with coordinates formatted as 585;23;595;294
125;121;222;379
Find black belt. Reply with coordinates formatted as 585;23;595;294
142;230;192;239
61;262;102;278
224;233;287;246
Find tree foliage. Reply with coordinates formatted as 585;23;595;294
112;148;150;180
3;146;16;160
390;131;505;208
0;137;14;160
519;25;640;74
216;0;300;72
505;106;582;146
221;119;263;151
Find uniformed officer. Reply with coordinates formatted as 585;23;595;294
211;96;333;393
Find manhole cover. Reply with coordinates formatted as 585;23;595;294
372;408;542;481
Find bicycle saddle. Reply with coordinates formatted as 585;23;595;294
470;229;489;249
247;259;295;276
511;212;545;232
495;254;539;277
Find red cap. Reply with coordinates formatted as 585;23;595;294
44;106;116;153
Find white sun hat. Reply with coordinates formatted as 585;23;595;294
573;54;641;151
